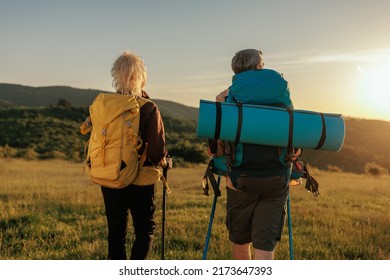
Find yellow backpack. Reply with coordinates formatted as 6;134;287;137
81;93;165;189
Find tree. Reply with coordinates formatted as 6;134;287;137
57;98;72;107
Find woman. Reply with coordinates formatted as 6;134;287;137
100;50;168;260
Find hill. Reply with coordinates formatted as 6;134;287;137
0;106;207;165
302;117;390;173
0;83;99;107
0;83;390;173
0;83;199;121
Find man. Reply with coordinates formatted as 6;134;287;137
210;49;293;260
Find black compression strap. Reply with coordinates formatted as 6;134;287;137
315;113;327;150
203;160;221;197
287;108;294;154
234;102;243;145
214;102;222;139
207;161;221;197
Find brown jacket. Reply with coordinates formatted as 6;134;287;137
139;91;167;166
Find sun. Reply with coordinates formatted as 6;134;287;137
365;67;390;104
358;62;390;118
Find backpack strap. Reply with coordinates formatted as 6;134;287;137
234;102;243;144
224;102;243;176
202;160;221;197
136;96;151;108
214;102;222;140
138;143;171;193
285;108;295;163
301;164;319;197
80;116;92;135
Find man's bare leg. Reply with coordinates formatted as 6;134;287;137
254;248;274;260
232;243;251;260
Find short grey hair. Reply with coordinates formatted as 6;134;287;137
231;49;264;74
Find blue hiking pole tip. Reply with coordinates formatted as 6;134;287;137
287;193;294;260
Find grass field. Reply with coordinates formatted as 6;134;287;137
0;158;389;260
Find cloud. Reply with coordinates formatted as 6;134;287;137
268;48;390;69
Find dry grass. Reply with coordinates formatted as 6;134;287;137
0;158;389;260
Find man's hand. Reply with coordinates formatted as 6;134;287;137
216;89;229;102
207;148;215;158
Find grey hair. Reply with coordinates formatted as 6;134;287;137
231;49;264;74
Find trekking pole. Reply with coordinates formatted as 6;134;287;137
287;192;294;260
202;175;221;260
285;162;294;260
161;157;170;260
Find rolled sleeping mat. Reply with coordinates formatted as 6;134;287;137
197;100;345;152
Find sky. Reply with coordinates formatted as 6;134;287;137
1;0;390;121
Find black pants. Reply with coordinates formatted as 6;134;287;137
101;184;156;260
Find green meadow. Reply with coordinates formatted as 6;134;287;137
0;158;389;260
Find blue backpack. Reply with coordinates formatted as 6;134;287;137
203;69;319;196
226;69;293;107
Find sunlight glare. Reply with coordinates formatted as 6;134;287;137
359;61;390;117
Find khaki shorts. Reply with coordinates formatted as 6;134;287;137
226;185;288;251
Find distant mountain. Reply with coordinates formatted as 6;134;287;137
0;83;198;121
0;83;99;107
151;99;198;121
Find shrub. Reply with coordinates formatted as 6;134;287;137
168;140;208;163
327;165;343;173
20;147;39;160
364;162;388;176
0;145;18;158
